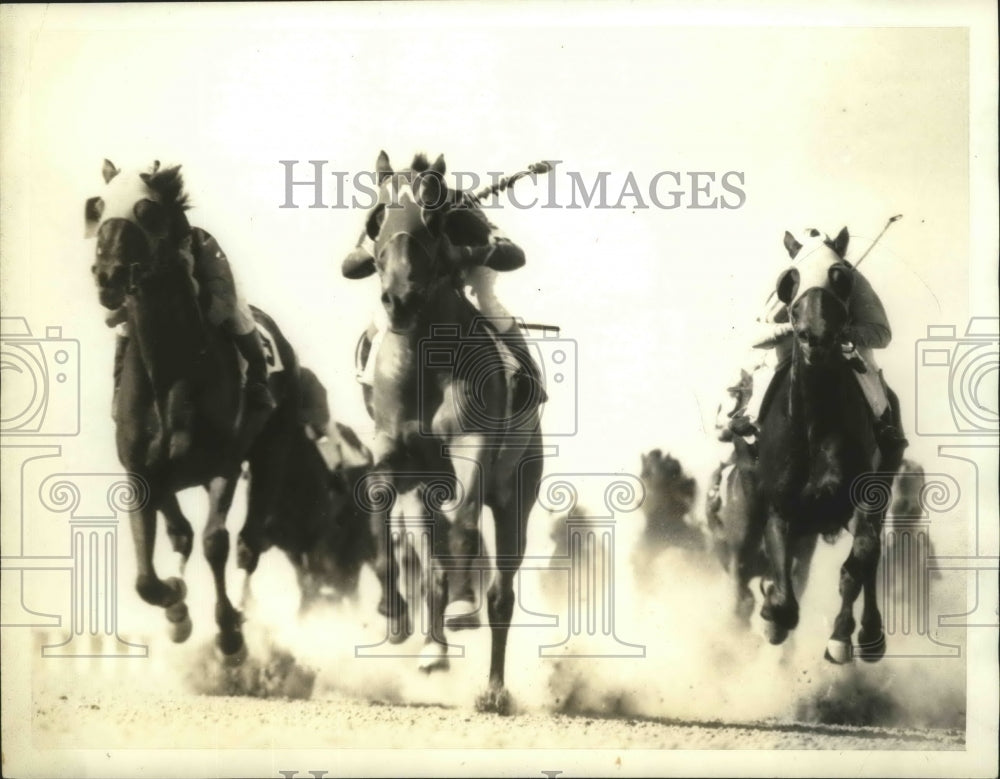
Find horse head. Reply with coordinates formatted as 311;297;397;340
86;159;192;311
342;151;517;332
776;227;854;367
640;449;697;524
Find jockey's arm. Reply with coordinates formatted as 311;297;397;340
189;228;242;326
451;202;526;271
845;269;892;349
750;298;794;349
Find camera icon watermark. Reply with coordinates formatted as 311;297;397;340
417;318;577;439
0;317;80;436
915;317;998;437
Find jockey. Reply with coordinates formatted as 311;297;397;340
714;227;907;449
343;202;548;411
108;227;276;421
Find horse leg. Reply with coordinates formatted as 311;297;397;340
441;440;488;632
732;550;756;627
790;532;819;601
732;495;764;627
850;501;887;662
129;487;191;643
759;509;798;644
367;470;411;644
237;417;292;581
202;473;245;663
165;378;195;461
160;491;194;580
418;503;451;673
476;451;540;715
826;513;882;664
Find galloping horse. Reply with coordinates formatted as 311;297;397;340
711;229;906;663
342;151;545;712
261;367;377;613
87;160;301;660
637;449;705;557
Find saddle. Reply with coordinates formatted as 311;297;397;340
233;318;285;378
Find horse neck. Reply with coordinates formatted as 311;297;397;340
788;344;855;439
414;280;476;335
128;256;208;381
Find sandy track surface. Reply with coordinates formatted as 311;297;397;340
32;685;962;752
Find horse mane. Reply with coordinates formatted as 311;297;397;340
143;163;192;212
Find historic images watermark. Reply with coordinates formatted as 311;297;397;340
278;160;747;211
1;316;148;658
847;317;999;657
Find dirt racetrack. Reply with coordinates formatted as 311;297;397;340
31;669;963;753
22;538;969;775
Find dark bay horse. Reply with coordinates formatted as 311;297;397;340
259;367;377;613
712;229;906;663
87;160;301;660
637;449;706;557
343;151;545;713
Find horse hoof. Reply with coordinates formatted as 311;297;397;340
167;614;193;643
765;621;789;646
387;611;413;645
235;538;258;573
475;686;513;715
165;602;192;643
824;639;853;664
857;629;886;663
444;600;480;631
216;634;247;667
417;644;449;674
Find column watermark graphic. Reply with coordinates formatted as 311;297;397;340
535;473;646;659
1;316;148;658
351;468;647;660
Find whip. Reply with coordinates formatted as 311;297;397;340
465;160;558;335
466;161;554;205
852;214;903;270
762;214;904;312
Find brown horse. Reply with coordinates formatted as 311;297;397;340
258;367;377;613
87;160;301;660
637;449;706;556
342;151;546;713
712;229;906;662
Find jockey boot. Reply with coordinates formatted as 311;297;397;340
705;464;725;521
234;330;277;435
111;334;128;419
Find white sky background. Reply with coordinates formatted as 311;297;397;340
1;5;978;488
